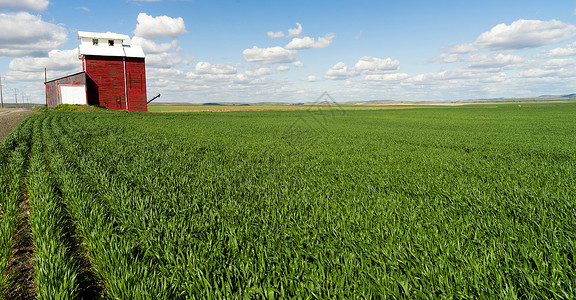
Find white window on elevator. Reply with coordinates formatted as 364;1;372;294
108;40;114;46
92;39;98;46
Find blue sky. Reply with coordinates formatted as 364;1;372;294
1;0;576;103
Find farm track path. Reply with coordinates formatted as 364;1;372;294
0;109;38;143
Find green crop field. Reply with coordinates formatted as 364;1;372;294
0;103;575;298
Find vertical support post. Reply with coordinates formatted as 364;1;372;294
123;56;129;111
0;76;3;109
45;68;48;107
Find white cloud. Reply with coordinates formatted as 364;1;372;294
519;68;560;78
267;31;285;39
468;53;526;69
539;42;576;58
288;23;303;37
7;49;82;84
474;19;576;50
276;65;289;72
133;13;187;39
251;68;273;77
324;62;358;80
195;62;237;74
130;36;180;54
364;73;410;82
542;58;576;69
302;75;317;82
285;33;336;50
0;12;67;57
9;49;79;73
0;0;49;12
354;56;400;74
242;46;297;64
130;36;191;68
293;61;305;67
435;53;462;63
245;67;271;77
77;6;90;12
146;52;193;68
448;43;478;54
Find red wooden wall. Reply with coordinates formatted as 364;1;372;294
83;55;147;112
125;57;147;112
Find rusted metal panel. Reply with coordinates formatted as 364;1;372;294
44;72;87;108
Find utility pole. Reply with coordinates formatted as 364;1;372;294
14;88;17;107
0;75;3;109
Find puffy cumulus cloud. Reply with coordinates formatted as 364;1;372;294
242;46;297;64
542;58;576;69
195;62;237;74
0;12;67;57
324;62;358;80
467;53;527;69
539;42;576;58
288;23;303;37
408;69;501;85
185;71;252;84
448;43;478;54
6;49;83;85
9;49;79;73
267;31;285;39
301;75;317;82
245;67;271;77
276;65;289;72
266;23;302;39
285;33;336;50
130;36;192;68
325;56;405;81
145;67;297;102
474;19;576;50
435;53;462;63
293;61;305;67
0;0;49;12
130;36;180;54
364;73;410;82
146;52;193;68
133;13;187;39
354;56;400;74
519;68;561;78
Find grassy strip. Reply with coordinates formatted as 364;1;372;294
27;115;79;299
0;119;32;298
41;114;171;298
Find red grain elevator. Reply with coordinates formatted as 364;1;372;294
79;31;147;112
45;31;147;112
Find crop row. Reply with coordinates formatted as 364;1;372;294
0;103;575;298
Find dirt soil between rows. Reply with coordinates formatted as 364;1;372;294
0;109;38;142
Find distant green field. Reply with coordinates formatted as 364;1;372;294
147;104;443;112
1;103;575;298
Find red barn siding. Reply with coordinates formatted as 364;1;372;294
45;72;87;108
83;55;147;112
84;55;126;110
125;57;147;112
